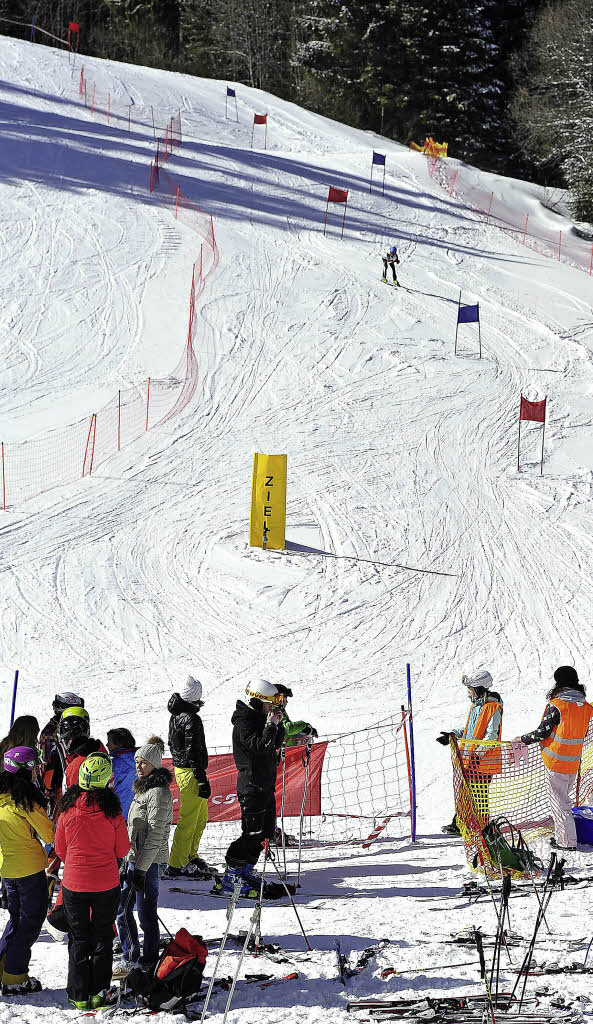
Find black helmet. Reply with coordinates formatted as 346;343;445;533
53;692;84;716
57;707;90;752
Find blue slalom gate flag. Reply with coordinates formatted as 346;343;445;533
227;86;236;97
372;151;386;165
457;303;479;324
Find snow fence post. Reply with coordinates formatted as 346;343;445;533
406;663;417;841
10;669;19;728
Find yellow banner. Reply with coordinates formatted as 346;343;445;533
249;453;287;549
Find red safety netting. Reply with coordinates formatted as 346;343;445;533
1;72;217;509
423;153;593;275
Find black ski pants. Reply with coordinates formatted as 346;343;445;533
226;789;276;868
62;884;120;1003
382;257;398;282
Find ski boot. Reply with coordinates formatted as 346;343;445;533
381;275;387;283
2;975;42;995
184;856;215;879
211;864;258;899
89;987;119;1008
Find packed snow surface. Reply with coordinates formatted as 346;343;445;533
0;34;593;1024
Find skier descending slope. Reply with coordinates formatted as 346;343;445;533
437;670;503;834
212;680;285;899
381;245;400;286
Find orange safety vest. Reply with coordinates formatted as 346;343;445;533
461;699;503;775
541;698;593;774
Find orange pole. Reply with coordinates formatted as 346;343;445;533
558;231;562;261
175;185;180;219
89;414;97;475
1;442;5;511
448;169;458;198
107;93;110;123
522;214;528;245
82;415;94;476
118;390;121;451
486;191;493;222
91;84;95;114
146;378;151;432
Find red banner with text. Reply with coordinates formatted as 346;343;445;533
165;742;327;824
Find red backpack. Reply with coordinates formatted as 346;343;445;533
127;928;208;1011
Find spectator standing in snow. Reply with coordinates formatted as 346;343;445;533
274;685;318;747
163;676;210;880
55;754;130;1010
58;708;109;789
114;737;173;978
0;746;55;995
438;670;503;835
40;693;84;811
213;680;284;898
381;245;400;285
107;728;137;821
515;666;593;851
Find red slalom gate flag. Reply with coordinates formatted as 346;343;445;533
520;396;546;422
164;742;327;825
253;113;267;125
327;186;348;203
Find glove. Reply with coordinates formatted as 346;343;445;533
132;867;146;892
197;776;211;799
436;731;452;746
395;255;400;264
117;857;129;883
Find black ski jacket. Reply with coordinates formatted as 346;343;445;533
231;700;285;797
167;693;209;777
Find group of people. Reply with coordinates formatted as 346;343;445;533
0;674;316;1008
438;665;593;852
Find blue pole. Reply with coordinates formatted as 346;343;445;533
10;669;19;728
30;15;35;42
406;663;417;842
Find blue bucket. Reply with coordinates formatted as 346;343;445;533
572;806;593;845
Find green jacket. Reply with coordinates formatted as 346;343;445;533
282;711;313;748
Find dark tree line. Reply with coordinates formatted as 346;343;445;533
3;0;593;216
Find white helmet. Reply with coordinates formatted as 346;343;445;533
461;670;493;691
245;679;281;705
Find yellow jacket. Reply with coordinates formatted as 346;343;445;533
0;792;55;878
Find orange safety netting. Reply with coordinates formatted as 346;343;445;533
410;137;448;158
450;726;593;875
1;72;217;509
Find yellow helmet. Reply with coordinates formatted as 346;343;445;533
79;754;113;791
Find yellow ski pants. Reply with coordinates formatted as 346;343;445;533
168;768;209;869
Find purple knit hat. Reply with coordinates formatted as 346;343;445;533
3;746;40;774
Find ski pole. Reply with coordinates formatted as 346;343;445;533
280;747;287;880
296;738;312;888
269;849;312;951
221;844;270;1023
253;839;270;957
474;928;496;1024
200;879;243;1022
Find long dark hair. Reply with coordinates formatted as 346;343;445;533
0;716;40;761
546;681;587;701
0;769;46;813
58;785;122;819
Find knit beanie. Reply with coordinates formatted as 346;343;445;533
135;736;164;769
181;675;203;703
554;665;579;686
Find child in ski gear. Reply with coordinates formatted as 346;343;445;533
515;666;593;850
440;670;503;834
55;754;130;1009
215;680;285;898
381;245;400;284
40;694;83;809
0;746;55;995
274;685;318;748
107;728;137;821
115;737;172;977
164;676;210;879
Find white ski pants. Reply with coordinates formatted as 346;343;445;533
546;769;577;848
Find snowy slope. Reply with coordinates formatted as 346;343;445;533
1;34;593;1023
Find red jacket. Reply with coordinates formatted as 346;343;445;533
54;794;130;892
65;740;109;789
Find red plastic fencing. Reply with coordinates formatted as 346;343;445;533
1;72;215;510
426;154;593;275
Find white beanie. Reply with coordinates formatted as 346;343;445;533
461;669;493;690
135;736;164;768
182;675;203;703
